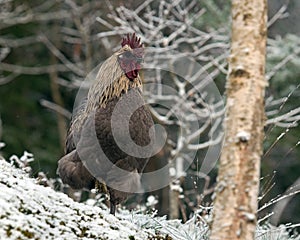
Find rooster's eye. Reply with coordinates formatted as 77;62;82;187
119;51;133;60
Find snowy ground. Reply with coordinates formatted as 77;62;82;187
0;156;159;239
0;154;211;240
0;153;299;240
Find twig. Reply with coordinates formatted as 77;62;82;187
267;4;289;28
0;62;70;74
40;99;72;119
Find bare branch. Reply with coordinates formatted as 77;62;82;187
39;35;85;76
40;99;72;120
188;131;224;150
266;107;300;126
0;62;70;75
0;36;39;48
266;47;300;81
0;73;19;85
267;4;289;28
0;10;72;29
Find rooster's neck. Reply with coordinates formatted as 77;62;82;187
99;74;142;108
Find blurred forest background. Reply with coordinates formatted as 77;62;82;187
0;0;299;226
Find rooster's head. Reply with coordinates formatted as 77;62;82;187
117;33;144;81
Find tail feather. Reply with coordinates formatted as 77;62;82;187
57;150;95;190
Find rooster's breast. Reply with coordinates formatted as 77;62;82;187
94;88;154;173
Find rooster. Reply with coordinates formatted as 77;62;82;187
57;33;154;215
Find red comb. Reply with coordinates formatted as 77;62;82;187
121;33;143;49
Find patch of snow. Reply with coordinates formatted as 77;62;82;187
170;183;183;193
227;98;235;107
236;130;251;142
119;209;210;240
0;157;157;240
0;142;5;149
90;188;97;194
255;224;300;240
9;151;34;171
20;151;34;163
243;212;255;222
146;195;158;207
169;167;176;177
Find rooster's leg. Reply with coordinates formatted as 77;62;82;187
110;202;116;215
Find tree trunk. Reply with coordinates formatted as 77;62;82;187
210;0;267;240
